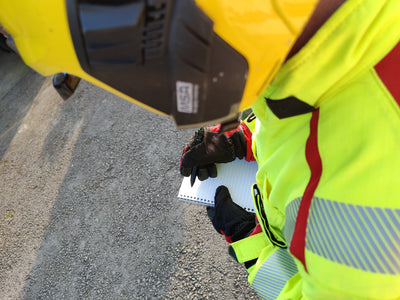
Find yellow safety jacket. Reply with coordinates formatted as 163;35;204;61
230;0;400;299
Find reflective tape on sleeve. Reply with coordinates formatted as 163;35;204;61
307;197;400;274
252;248;298;300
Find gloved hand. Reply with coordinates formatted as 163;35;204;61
207;186;256;243
180;122;252;181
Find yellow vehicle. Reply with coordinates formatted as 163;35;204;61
0;0;317;128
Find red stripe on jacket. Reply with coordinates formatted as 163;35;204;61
375;41;400;107
290;109;322;271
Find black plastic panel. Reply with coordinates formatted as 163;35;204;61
67;0;248;127
266;97;316;119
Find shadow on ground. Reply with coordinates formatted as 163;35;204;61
0;51;259;299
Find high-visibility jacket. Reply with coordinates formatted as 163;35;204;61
230;0;400;299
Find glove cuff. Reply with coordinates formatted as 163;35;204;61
240;122;255;162
225;122;254;161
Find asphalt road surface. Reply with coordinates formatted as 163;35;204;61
0;51;259;299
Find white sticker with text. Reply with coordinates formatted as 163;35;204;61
176;81;199;114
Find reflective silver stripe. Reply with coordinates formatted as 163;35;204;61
307;197;400;274
283;197;301;247
252;248;298;300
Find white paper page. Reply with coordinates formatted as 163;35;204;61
178;159;258;212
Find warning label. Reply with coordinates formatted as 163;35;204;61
176;81;199;114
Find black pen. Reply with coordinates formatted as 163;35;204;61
190;166;198;187
190;127;204;187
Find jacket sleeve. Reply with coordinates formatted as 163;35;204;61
229;232;303;300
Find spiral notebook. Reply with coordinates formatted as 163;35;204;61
177;159;258;213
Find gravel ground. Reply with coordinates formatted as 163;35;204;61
0;51;259;299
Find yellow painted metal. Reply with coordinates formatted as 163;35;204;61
0;0;164;115
0;0;79;75
195;0;318;111
0;0;317;117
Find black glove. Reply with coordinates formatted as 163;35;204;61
180;125;247;181
207;186;256;243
